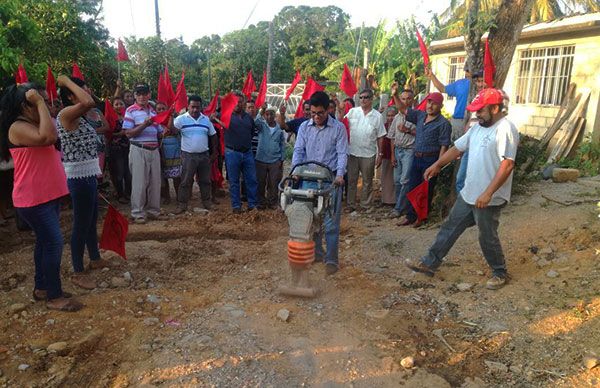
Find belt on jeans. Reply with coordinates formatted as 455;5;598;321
226;146;250;153
131;142;158;151
414;151;438;158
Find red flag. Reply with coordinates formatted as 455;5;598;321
407;180;429;221
160;66;175;106
15;64;28;84
99;205;129;259
416;29;429;68
342;101;352;140
416;95;428;111
213;121;225;155
104;99;119;131
294;99;306;119
116;39;130;61
151;108;173;126
203;90;220;116
72;63;84;80
284;70;302;100
173;72;188;113
157;71;167;105
242;71;256;99
220;93;239;128
484;38;496;88
46;66;58;103
210;159;224;189
295;77;325;118
387;98;395;107
255;71;267;108
340;64;357;97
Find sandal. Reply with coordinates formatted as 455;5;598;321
71;273;96;290
46;297;84;312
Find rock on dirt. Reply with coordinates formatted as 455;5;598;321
456;283;473;292
110;277;129;288
400;356;415;368
143;317;160;326
17;364;29;371
47;341;68;356
402;369;451;388
366;309;390;319
484;360;508;374
546;270;560;278
9;303;26;314
277;309;290;322
583;356;599;370
552;167;579;183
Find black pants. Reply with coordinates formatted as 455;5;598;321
108;146;132;198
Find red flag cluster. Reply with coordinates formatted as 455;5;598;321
45;66;58;103
72;63;84;80
174;72;188;113
255;71;267;108
158;66;176;106
116;39;130;62
203;90;219;116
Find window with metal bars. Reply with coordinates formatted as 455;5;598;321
514;45;575;105
446;56;466;100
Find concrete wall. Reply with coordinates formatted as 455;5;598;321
429;33;600;140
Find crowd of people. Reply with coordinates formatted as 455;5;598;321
0;64;519;311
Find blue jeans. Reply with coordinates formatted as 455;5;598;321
301;182;342;267
67;176;101;273
17;199;65;299
393;147;414;213
404;155;438;222
224;149;258;209
421;194;507;277
455;151;469;193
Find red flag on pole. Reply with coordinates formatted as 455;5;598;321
46;66;58;103
116;39;130;61
294;99;306;119
210;160;224;189
72;63;84;80
416;95;429;111
104;99;119;132
99;205;129;259
220;92;239;128
161;66;175;106
406;180;429;221
151;108;173;126
484;38;496;88
173;72;188;112
15;64;28;84
255;71;267;108
416;29;430;68
203;90;220;116
242;71;256;99
340;64;358;97
284;70;302;100
157;71;167;105
295;78;325;118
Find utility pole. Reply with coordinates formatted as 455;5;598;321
266;20;273;83
154;0;161;38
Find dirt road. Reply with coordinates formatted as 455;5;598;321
0;177;599;387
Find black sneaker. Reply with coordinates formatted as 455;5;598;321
325;263;338;275
232;208;242;214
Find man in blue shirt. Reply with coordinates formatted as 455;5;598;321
292;91;348;275
425;66;472;140
224;92;258;213
398;92;452;227
278;101;311;135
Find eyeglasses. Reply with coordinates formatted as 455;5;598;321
310;110;326;116
359;96;372;100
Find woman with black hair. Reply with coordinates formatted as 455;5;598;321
0;83;83;311
57;76;112;291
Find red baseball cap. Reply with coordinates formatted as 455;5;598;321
467;88;504;112
426;92;444;105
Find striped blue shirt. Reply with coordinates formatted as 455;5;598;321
173;112;216;153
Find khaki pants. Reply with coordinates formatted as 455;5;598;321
347;154;376;208
129;145;161;219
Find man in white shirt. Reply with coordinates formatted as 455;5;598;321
406;88;519;290
343;89;386;210
170;95;218;213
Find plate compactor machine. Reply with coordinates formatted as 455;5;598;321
278;161;336;298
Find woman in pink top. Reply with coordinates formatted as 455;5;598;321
0;83;83;312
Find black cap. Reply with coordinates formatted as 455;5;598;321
472;70;484;79
134;83;150;94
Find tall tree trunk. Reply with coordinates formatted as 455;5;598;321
489;0;536;88
464;0;483;80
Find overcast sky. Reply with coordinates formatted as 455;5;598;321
101;0;449;44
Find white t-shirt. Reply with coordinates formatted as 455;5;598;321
173;112;216;153
345;107;386;158
454;117;519;206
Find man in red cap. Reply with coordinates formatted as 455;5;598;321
406;88;519;290
397;92;452;226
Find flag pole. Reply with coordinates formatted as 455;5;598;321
118;61;121;81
